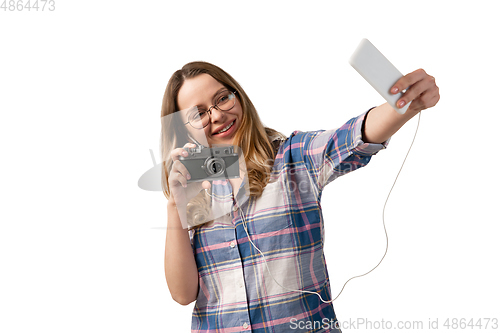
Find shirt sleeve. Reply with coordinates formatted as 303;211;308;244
288;108;389;191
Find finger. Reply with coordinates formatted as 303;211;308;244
172;160;191;180
396;75;431;108
390;68;428;95
170;143;198;161
432;87;441;105
169;170;188;188
396;75;437;109
170;147;189;161
201;180;211;190
419;86;440;109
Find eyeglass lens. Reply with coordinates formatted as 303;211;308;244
188;91;235;129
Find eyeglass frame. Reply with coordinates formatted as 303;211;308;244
182;90;238;129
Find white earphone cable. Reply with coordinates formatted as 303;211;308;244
328;111;421;302
215;112;421;303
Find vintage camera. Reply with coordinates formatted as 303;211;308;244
179;145;240;182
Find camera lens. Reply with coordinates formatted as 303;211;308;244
212;161;222;173
204;157;225;176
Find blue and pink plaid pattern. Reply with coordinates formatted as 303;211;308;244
189;110;389;332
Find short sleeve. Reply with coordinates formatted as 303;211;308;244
288;108;389;191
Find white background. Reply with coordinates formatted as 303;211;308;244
1;1;499;332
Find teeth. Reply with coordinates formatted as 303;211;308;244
217;121;234;134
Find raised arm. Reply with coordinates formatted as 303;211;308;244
362;68;440;144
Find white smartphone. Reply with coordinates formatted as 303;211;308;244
349;38;410;114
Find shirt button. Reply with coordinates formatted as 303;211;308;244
243;322;249;329
229;241;236;248
232;205;238;212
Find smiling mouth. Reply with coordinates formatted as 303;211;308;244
214;121;234;135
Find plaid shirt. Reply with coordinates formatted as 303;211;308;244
189;110;389;332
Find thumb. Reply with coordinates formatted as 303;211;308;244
201;181;211;190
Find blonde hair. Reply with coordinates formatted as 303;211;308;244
161;62;285;203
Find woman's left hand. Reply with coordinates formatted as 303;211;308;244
390;68;440;113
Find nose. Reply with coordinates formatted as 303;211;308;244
209;106;226;123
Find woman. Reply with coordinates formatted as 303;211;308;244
161;61;439;332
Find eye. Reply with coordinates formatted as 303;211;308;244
217;92;233;105
188;108;207;122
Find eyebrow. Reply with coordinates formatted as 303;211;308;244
194;87;227;108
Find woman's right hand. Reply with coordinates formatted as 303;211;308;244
168;143;211;210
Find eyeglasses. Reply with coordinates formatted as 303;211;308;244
183;90;237;129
